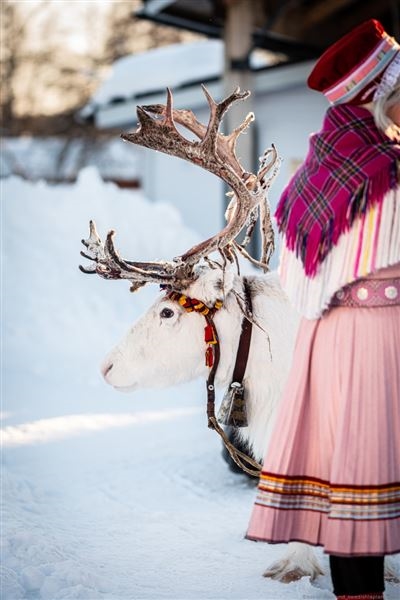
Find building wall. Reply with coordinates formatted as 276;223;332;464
255;83;327;208
254;82;327;268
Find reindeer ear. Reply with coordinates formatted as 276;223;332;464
213;269;235;297
196;266;235;305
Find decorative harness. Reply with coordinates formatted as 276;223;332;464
166;281;262;477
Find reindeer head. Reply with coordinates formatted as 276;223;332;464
100;265;241;391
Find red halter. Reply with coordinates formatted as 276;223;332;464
166;291;223;367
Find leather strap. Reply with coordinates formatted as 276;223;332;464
231;279;253;386
207;279;252;427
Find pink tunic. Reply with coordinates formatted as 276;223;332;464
246;264;400;556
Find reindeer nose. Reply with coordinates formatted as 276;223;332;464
101;361;114;380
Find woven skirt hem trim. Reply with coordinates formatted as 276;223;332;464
244;534;400;556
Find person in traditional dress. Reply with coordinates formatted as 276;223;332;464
246;19;400;600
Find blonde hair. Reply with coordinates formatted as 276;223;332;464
373;77;400;140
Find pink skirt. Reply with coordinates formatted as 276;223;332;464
246;265;400;556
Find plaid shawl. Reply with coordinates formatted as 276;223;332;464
275;104;400;277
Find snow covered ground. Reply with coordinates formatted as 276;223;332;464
2;170;399;599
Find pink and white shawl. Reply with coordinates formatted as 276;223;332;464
275;104;400;319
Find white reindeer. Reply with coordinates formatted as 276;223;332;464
78;87;348;584
101;266;296;466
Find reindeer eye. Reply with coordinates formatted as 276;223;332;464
160;307;175;319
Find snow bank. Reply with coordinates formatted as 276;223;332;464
2;167;200;419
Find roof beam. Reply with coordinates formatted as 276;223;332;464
253;30;319;59
144;0;176;15
135;9;222;37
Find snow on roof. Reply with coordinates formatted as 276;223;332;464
83;39;271;117
1;136;139;182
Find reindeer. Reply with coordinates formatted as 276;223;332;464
78;86;328;583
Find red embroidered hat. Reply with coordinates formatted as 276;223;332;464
307;19;400;105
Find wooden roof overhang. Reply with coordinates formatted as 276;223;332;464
136;0;399;63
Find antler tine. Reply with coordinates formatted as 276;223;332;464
164;87;175;127
79;220;105;273
257;145;282;270
238;206;259;248
200;84;220;154
258;144;279;183
205;85;250;121
259;201;274;271
200;85;249;157
226;111;254;159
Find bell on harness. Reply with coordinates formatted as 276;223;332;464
218;381;248;428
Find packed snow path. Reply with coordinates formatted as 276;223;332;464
3;171;399;599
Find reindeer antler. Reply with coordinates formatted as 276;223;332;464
80;86;281;290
